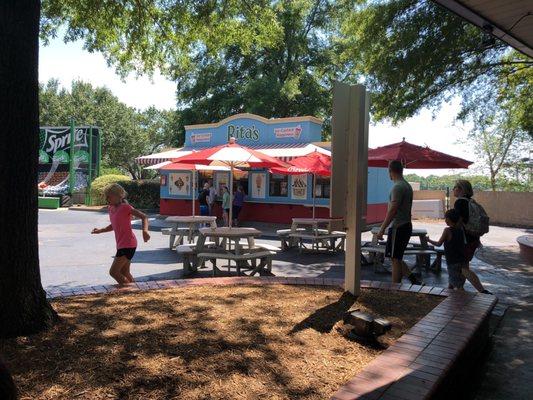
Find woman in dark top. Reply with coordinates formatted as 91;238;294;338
453;180;491;294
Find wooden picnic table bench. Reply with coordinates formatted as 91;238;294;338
176;241;217;273
198;250;276;276
362;244;437;273
179;227;279;277
164;216;217;250
289;231;346;253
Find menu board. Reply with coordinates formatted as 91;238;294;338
169;172;191;196
250;172;266;198
291;174;307;200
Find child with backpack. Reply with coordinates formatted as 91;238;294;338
427;209;466;290
452;180;492;294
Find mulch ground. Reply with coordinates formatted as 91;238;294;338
1;285;442;400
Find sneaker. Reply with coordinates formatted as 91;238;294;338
481;289;493;295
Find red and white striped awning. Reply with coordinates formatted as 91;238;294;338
135;148;193;165
136;143;330;166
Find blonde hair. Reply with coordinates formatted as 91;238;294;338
104;183;127;200
455;179;473;198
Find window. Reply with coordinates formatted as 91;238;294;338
197;171;212;190
233;171;249;195
269;174;288;197
314;177;330;198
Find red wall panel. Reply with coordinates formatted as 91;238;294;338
160;199;387;225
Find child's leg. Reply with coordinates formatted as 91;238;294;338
121;261;134;283
461;264;485;292
109;256;130;285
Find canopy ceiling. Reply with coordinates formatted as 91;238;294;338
433;0;533;58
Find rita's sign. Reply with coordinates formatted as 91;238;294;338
227;125;260;141
184;113;323;147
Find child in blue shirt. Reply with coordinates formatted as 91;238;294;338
427;209;466;290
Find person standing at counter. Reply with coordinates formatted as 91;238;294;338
222;186;231;226
198;182;210;216
232;185;246;226
207;179;217;216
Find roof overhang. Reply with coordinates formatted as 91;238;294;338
433;0;533;58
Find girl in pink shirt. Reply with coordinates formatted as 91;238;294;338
91;184;150;285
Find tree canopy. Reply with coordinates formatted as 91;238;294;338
39;80;178;178
405;172;531;192
40;0;532;138
178;0;347;130
339;0;532;133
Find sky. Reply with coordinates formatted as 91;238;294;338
39;36;476;177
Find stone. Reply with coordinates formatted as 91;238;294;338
344;311;392;338
372;318;392;336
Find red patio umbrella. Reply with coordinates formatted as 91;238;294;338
367;138;473;169
173;138;288;227
271;151;331;219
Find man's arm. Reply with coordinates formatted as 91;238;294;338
377;201;398;239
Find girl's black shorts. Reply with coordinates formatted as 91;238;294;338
115;248;136;260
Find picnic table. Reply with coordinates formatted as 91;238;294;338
283;217;346;253
178;227;279;276
365;226;435;272
370;226;429;247
163;215;217;249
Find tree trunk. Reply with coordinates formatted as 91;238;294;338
0;0;58;338
490;171;497;191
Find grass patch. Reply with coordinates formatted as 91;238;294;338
1;285;441;399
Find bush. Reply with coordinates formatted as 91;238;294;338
121;180;160;210
100;165;126;176
90;174;131;205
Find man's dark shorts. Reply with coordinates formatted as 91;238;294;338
385;222;412;260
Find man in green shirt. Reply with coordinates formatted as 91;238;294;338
377;160;421;284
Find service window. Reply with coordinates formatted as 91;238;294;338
269;174;289;197
198;171;213;189
234;171;249;195
314;177;330;198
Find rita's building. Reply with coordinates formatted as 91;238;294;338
137;113;392;224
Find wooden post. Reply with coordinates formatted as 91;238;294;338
330;82;369;295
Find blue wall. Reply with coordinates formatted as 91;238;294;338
161;113;393;207
184;114;322;148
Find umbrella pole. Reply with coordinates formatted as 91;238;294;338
312;173;316;219
192;170;196;216
229;166;234;228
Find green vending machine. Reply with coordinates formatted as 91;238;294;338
38;123;102;207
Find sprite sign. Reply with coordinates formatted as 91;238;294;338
39;127;89;164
